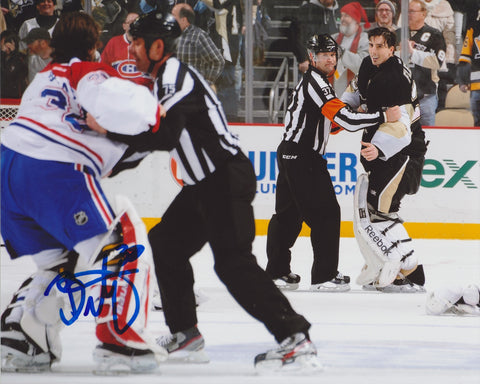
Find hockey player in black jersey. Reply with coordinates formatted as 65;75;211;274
265;33;401;293
341;27;428;292
88;11;322;372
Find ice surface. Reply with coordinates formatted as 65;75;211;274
1;237;479;384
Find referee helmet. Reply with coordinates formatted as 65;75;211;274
306;34;339;68
129;11;181;54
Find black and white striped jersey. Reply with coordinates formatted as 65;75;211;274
152;57;240;185
109;56;241;185
283;65;386;156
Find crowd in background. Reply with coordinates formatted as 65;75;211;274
0;0;479;125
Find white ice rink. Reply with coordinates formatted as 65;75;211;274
1;236;479;384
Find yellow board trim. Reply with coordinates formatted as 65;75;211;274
142;218;480;240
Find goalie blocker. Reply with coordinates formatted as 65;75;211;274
353;173;419;288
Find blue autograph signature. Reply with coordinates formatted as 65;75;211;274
45;244;144;334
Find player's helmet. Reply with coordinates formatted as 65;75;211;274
129;11;181;54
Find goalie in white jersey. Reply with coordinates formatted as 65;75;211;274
1;11;166;373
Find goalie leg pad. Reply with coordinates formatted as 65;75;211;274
94;196;165;361
1;249;80;371
354;174;417;287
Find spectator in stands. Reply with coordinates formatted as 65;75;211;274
424;0;456;111
2;0;37;32
425;0;455;62
457;17;480;126
23;26;51;82
242;0;270;67
369;0;397;31
172;2;225;87
458;0;480;30
0;6;7;32
397;0;446;126
0;28;28;97
100;12;153;88
214;0;243;122
58;0;82;13
92;0;128;52
290;0;340;73
18;0;57;52
332;1;370;95
139;0;173;14
445;0;467;57
338;0;378;23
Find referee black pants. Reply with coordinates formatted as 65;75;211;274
266;141;340;285
149;151;310;343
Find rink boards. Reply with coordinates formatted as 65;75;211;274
102;125;480;240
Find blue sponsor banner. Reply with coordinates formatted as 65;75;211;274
248;150;358;196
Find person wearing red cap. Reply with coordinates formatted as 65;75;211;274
332;1;370;94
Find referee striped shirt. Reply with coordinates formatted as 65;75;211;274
284;65;386;155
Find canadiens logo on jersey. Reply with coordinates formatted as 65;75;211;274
113;60;143;79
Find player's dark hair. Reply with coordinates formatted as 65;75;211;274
50;11;100;63
367;27;396;48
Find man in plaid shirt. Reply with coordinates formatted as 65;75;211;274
172;3;225;86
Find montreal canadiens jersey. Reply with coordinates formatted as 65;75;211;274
100;33;153;88
2;58;159;178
